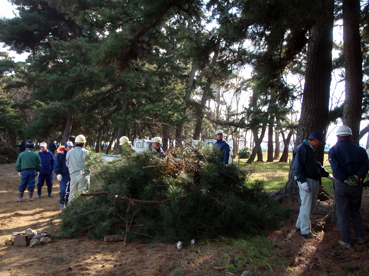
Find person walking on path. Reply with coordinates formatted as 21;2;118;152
293;130;334;239
15;141;42;202
37;142;55;198
214;130;230;164
329;125;369;248
54;141;74;209
66;135;90;201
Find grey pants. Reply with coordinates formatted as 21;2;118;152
296;178;320;235
334;179;364;244
69;171;90;201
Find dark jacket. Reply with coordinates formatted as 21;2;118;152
54;147;69;175
328;139;368;182
214;139;230;164
293;140;329;183
153;146;166;159
16;149;42;172
49;142;57;154
38;150;55;174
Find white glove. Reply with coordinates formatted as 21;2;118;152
327;175;335;182
36;172;39;177
57;174;62;181
80;170;85;175
301;182;310;192
18;172;22;177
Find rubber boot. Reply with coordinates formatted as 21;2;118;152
28;191;34;201
65;195;69;206
37;187;41;198
47;186;53;198
16;192;24;202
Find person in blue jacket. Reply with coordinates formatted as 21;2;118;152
37;142;55;198
293;130;334;239
329;125;369;248
54;141;74;209
214;130;230;164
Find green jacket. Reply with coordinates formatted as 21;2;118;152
16;149;42;172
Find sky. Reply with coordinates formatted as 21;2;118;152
0;0;368;148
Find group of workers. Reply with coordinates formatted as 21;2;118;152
294;126;368;248
15;135;91;209
15;127;365;248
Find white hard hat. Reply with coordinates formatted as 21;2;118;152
153;137;162;144
119;136;131;145
215;130;223;135
75;134;87;143
336;125;352;136
40;142;47;147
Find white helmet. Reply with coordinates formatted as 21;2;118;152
152;137;162;144
75;134;87;143
119;136;131;145
336;125;352;136
40;142;47;148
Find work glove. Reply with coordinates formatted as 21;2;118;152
80;170;85;175
18;172;22;177
57;174;62;181
327;175;335;182
36;172;39;177
301;182;310;192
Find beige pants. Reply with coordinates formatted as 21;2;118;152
69;172;90;201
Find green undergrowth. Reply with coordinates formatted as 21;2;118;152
60;147;291;241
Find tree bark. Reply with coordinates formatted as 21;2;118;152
279;131;293;162
247;125;266;163
342;0;362;145
62;114;72;143
267;116;274;162
278;0;333;197
274;128;280;160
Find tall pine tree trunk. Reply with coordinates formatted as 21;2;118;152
274;129;280;160
62;114;72;143
247;125;266;163
342;0;362;145
267;116;274;162
193;80;210;140
277;0;333;197
279;131;293;162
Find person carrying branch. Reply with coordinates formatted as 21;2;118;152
293;130;334;239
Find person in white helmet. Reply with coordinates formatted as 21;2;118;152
66;134;90;201
37;142;55;198
152;137;165;158
329;125;368;248
119;136;135;152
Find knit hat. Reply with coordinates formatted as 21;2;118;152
26;141;34;148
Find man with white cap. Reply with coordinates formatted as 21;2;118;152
54;141;74;209
37;142;55;198
119;136;135;152
152;137;165;158
329;125;368;248
66;134;90;201
214;130;230;164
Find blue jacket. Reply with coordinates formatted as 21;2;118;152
38;150;54;174
54;148;69;176
214;139;230;164
293;140;329;183
49;142;57;153
328;139;368;182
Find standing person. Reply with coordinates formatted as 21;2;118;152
119;136;135;152
214;130;230;164
54;141;74;209
329;125;369;248
66;135;90;201
15;141;42;202
37;142;55;198
17;141;26;153
151;137;165;158
68;136;76;144
293;130;334;238
49;141;57;156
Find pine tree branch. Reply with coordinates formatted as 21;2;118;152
115;195;170;204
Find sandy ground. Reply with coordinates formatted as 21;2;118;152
1;163;369;276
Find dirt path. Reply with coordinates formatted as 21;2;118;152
1;163;369;275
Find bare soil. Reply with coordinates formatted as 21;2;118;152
1;163;369;275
